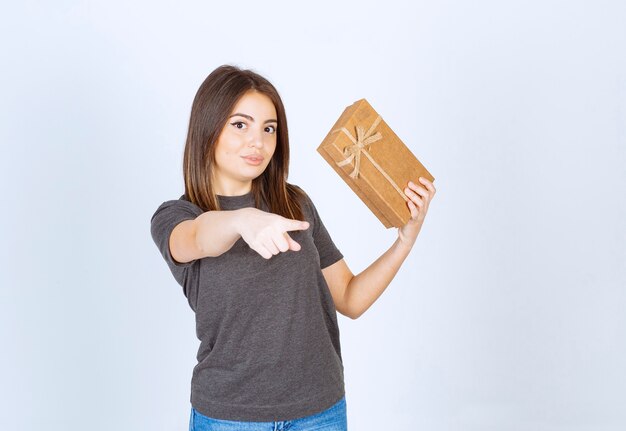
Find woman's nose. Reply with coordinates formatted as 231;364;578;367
248;129;264;148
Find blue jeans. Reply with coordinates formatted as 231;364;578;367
189;396;347;431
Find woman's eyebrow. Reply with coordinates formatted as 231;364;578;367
229;113;278;124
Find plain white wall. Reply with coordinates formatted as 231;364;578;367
1;1;625;430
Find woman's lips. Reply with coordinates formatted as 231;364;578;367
242;155;264;166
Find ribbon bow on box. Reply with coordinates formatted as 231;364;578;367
333;115;409;203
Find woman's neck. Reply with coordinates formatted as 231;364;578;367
213;179;252;197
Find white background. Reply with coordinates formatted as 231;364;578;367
1;1;625;430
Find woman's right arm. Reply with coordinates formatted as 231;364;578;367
169;209;246;263
169;208;310;263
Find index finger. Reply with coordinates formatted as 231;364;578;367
419;177;436;193
284;219;310;232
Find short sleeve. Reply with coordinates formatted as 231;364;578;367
150;197;204;287
299;189;344;270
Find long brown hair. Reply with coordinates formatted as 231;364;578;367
182;65;305;221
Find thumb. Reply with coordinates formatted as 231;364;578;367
284;232;302;251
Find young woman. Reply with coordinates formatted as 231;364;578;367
150;65;436;431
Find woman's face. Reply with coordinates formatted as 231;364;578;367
212;90;278;195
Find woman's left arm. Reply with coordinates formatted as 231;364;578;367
322;177;437;319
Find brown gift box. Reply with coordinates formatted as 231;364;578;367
316;98;435;229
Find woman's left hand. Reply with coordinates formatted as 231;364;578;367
397;176;436;249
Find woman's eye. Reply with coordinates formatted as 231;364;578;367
231;121;247;130
265;125;277;134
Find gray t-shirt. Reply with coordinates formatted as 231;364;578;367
150;185;345;421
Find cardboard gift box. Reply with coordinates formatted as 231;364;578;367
316;98;435;229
